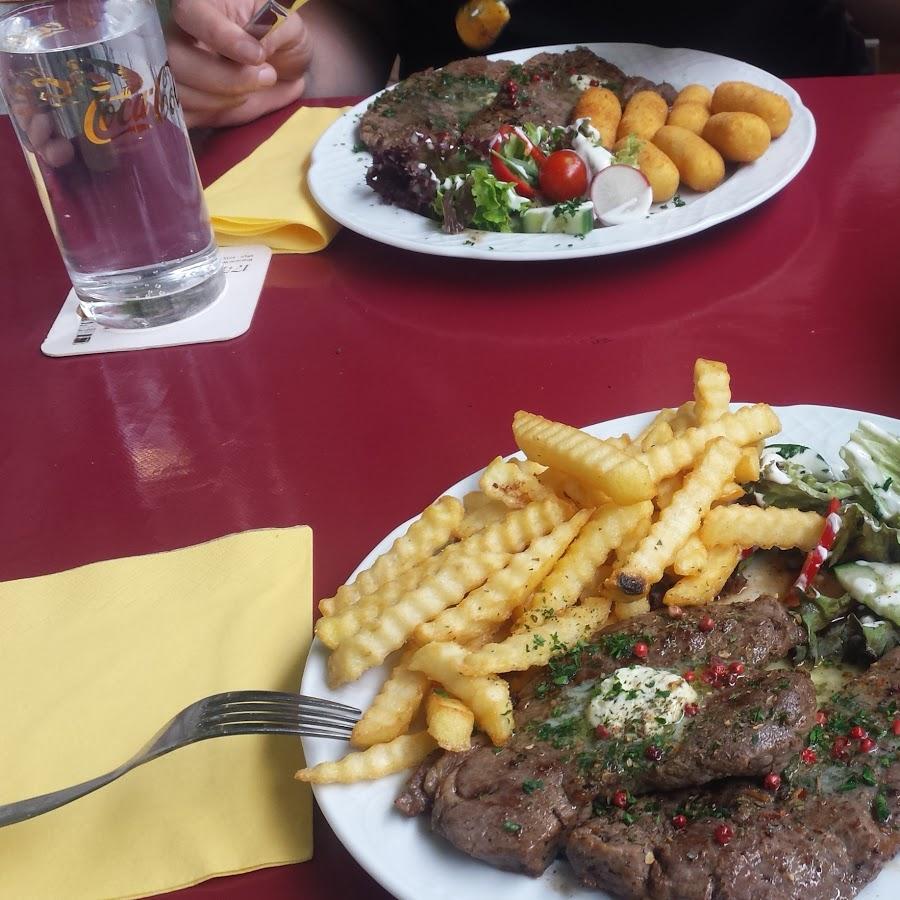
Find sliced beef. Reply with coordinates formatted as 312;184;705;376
396;598;809;877
634;669;816;793
516;596;804;700
461;48;628;151
567;649;900;899
427;742;580;876
359;60;511;152
621;75;678;106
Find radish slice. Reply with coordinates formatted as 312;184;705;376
590;165;653;226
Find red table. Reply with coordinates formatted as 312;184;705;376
1;75;898;900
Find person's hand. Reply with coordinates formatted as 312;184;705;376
168;0;312;128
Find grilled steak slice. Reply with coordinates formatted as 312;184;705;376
634;669;815;793
396;598;808;876
517;596;804;696
359;60;511;152
567;649;900;899
460;48;627;150
427;741;580;876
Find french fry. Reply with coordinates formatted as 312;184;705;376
408;642;513;745
635;408;675;443
635;403;781;482
455;498;511;538
615;438;741;595
295;731;437;784
669;401;697;433
515;501;652;630
639;420;674;451
612;510;654;568
463;490;495;513
417;509;591;645
513;411;654;505
700;505;825;551
317;498;570;648
319;495;463;616
426;689;475;751
716;481;746;505
613;595;651;620
350;654;429;749
654;474;683;511
672;534;708;576
479;456;554;509
663;544;741;606
326;551;511;687
462;597;612;676
734;444;761;484
537;466;607;508
693;358;731;425
317;554;445;649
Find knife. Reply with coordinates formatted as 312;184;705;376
244;0;305;38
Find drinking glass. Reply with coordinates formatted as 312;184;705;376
0;0;225;328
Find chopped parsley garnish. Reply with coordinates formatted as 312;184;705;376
672;194;686;208
553;198;583;217
601;633;636;660
351;141;367;153
503;819;522;834
873;792;890;823
522;778;544;795
768;443;808;459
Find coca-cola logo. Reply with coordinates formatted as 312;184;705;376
83;60;182;145
14;53;183;145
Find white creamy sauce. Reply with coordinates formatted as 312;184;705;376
506;187;531;211
571;132;614;178
587;665;697;739
569;73;612;92
759;449;795;485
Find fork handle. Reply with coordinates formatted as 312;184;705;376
0;764;134;827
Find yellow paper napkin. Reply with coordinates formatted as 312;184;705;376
205;106;347;253
0;527;313;900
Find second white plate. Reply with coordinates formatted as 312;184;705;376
308;42;816;261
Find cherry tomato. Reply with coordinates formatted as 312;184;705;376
538;150;588;202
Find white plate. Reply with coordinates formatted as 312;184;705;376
308;42;816;261
301;404;900;900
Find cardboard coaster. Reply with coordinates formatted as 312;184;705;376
41;246;272;357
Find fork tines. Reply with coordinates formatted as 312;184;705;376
199;691;360;740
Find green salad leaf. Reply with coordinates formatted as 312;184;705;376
469;167;525;232
840;421;900;527
752;443;856;512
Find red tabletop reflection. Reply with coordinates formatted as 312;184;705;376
0;76;898;900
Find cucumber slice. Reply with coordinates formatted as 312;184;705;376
521;203;593;235
833;561;900;625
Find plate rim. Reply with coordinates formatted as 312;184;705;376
301;403;900;900
308;41;817;262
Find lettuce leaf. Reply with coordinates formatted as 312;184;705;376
830;503;900;565
752;443;856;512
469;167;523;232
840;421;900;527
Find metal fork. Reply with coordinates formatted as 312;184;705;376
0;690;359;828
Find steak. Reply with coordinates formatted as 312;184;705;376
567;648;900;899
633;669;815;793
359;58;512;153
396;598;809;876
